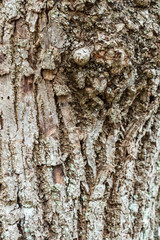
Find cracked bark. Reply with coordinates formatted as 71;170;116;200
0;0;160;239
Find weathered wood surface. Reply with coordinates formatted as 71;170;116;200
0;0;160;239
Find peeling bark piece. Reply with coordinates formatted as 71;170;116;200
52;164;64;184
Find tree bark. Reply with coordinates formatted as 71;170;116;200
0;0;160;239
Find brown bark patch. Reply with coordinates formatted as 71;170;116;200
21;75;34;95
52;164;64;184
45;122;58;138
16;19;30;39
0;52;5;63
42;69;55;81
40;115;58;138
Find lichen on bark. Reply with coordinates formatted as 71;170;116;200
0;0;160;239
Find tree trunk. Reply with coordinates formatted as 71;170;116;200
0;0;160;239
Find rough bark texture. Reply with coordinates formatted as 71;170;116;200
0;0;160;239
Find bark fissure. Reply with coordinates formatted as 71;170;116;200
0;0;160;239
